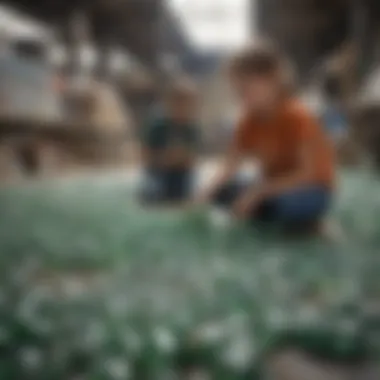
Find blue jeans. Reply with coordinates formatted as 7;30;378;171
140;168;193;204
213;179;331;225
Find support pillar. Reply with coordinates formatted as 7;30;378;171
350;0;373;87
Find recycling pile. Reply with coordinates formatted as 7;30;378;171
0;170;379;379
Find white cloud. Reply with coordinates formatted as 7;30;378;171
169;0;249;51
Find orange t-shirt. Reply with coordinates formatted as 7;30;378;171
233;99;335;188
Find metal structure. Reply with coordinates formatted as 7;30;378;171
0;0;216;177
1;0;206;76
2;0;157;68
256;0;349;81
255;0;380;89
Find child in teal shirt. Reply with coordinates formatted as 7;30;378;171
139;79;200;204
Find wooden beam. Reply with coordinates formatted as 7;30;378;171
0;117;131;143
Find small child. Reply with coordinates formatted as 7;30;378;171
139;78;200;204
197;43;336;233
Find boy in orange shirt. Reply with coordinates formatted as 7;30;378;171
197;44;336;232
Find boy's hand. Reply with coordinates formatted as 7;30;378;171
232;190;260;219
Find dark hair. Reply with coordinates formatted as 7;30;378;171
229;42;283;78
229;41;296;94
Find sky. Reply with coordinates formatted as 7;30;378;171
169;0;250;51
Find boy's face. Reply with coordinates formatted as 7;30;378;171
233;74;280;115
167;94;198;122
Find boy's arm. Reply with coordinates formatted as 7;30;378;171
245;112;319;202
198;143;242;202
253;142;315;200
199;130;243;202
196;118;246;202
175;125;200;166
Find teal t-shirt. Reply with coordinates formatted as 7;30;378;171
142;116;199;153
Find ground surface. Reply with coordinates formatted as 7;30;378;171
0;166;379;378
